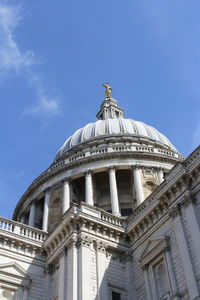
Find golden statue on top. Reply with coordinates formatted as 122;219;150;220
103;83;112;98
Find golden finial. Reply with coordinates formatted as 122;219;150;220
103;83;112;98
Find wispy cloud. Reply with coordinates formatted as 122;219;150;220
24;71;61;116
0;3;61;117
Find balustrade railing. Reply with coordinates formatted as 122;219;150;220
0;217;47;243
101;211;122;226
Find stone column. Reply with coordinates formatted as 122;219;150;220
158;167;164;184
132;165;145;205
42;188;51;232
108;166;120;216
62;179;70;215
85;170;94;206
28;200;36;227
22;288;29;300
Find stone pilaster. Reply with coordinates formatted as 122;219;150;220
94;240;108;300
169;204;200;300
66;237;78;300
58;248;67;300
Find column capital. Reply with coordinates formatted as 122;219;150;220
132;164;142;170
94;240;108;253
30;199;36;205
44;186;52;193
157;166;164;171
67;236;78;249
107;165;117;172
84;169;93;176
77;234;94;248
61;177;71;184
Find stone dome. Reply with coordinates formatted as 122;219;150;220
13;85;183;230
56;118;177;159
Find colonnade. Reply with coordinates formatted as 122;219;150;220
24;166;164;230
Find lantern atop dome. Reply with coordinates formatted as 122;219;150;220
96;83;124;120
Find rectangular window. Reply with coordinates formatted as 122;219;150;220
112;291;121;300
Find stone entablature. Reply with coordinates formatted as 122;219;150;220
44;204;126;262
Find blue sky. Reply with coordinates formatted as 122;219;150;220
0;0;199;218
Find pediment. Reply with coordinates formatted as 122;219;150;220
139;236;169;267
0;262;31;281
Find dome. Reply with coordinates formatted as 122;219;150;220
13;85;183;229
56;118;177;159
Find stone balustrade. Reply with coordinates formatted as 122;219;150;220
0;217;47;243
77;202;123;227
29;144;182;189
101;211;122;226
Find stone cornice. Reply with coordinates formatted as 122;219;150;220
139;236;170;267
44;203;127;261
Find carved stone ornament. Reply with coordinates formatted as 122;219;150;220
43;186;51;193
67;237;77;249
180;192;196;207
77;235;94;248
168;204;180;218
94;240;108;253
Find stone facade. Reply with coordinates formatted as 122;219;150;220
0;93;199;300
